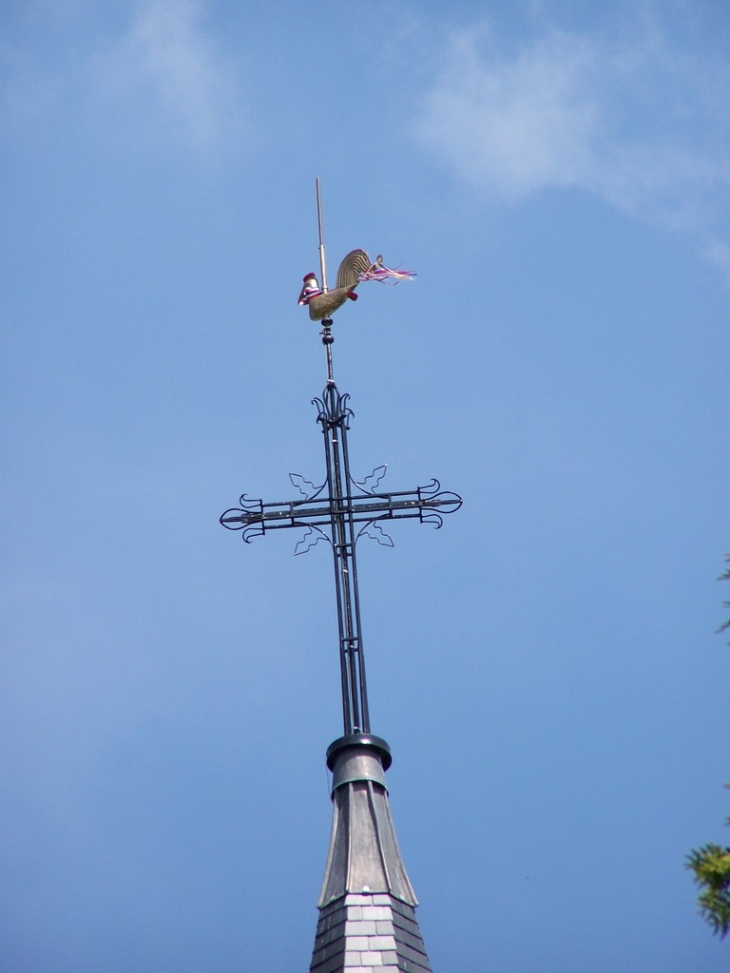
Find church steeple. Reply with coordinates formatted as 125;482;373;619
220;185;461;972
310;738;432;973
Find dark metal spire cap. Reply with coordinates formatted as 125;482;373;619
326;733;392;772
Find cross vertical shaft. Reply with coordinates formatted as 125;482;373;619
318;378;370;735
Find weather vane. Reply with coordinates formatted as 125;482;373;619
220;179;461;746
298;180;416;324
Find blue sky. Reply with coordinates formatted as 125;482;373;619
3;1;730;971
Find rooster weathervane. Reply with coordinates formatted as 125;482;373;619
296;179;415;322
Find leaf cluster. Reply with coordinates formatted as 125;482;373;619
687;839;730;939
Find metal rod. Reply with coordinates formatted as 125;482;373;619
329;397;363;732
339;407;370;731
316;178;328;293
320;398;352;733
316;385;371;735
324;324;334;384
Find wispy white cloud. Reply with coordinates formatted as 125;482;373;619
91;0;244;154
703;237;730;280
413;28;601;201
2;0;246;156
412;17;730;273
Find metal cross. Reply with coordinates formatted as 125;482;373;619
220;319;461;739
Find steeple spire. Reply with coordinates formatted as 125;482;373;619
220;182;461;972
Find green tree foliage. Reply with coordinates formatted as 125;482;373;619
687;832;730;939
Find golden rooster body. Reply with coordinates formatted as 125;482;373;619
297;249;382;321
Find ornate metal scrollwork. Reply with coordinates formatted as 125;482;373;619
219;495;265;543
352;464;387;496
313;385;353;429
289;472;326;501
294;524;332;556
356;522;395;547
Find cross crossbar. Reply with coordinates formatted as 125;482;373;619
220;483;461;542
